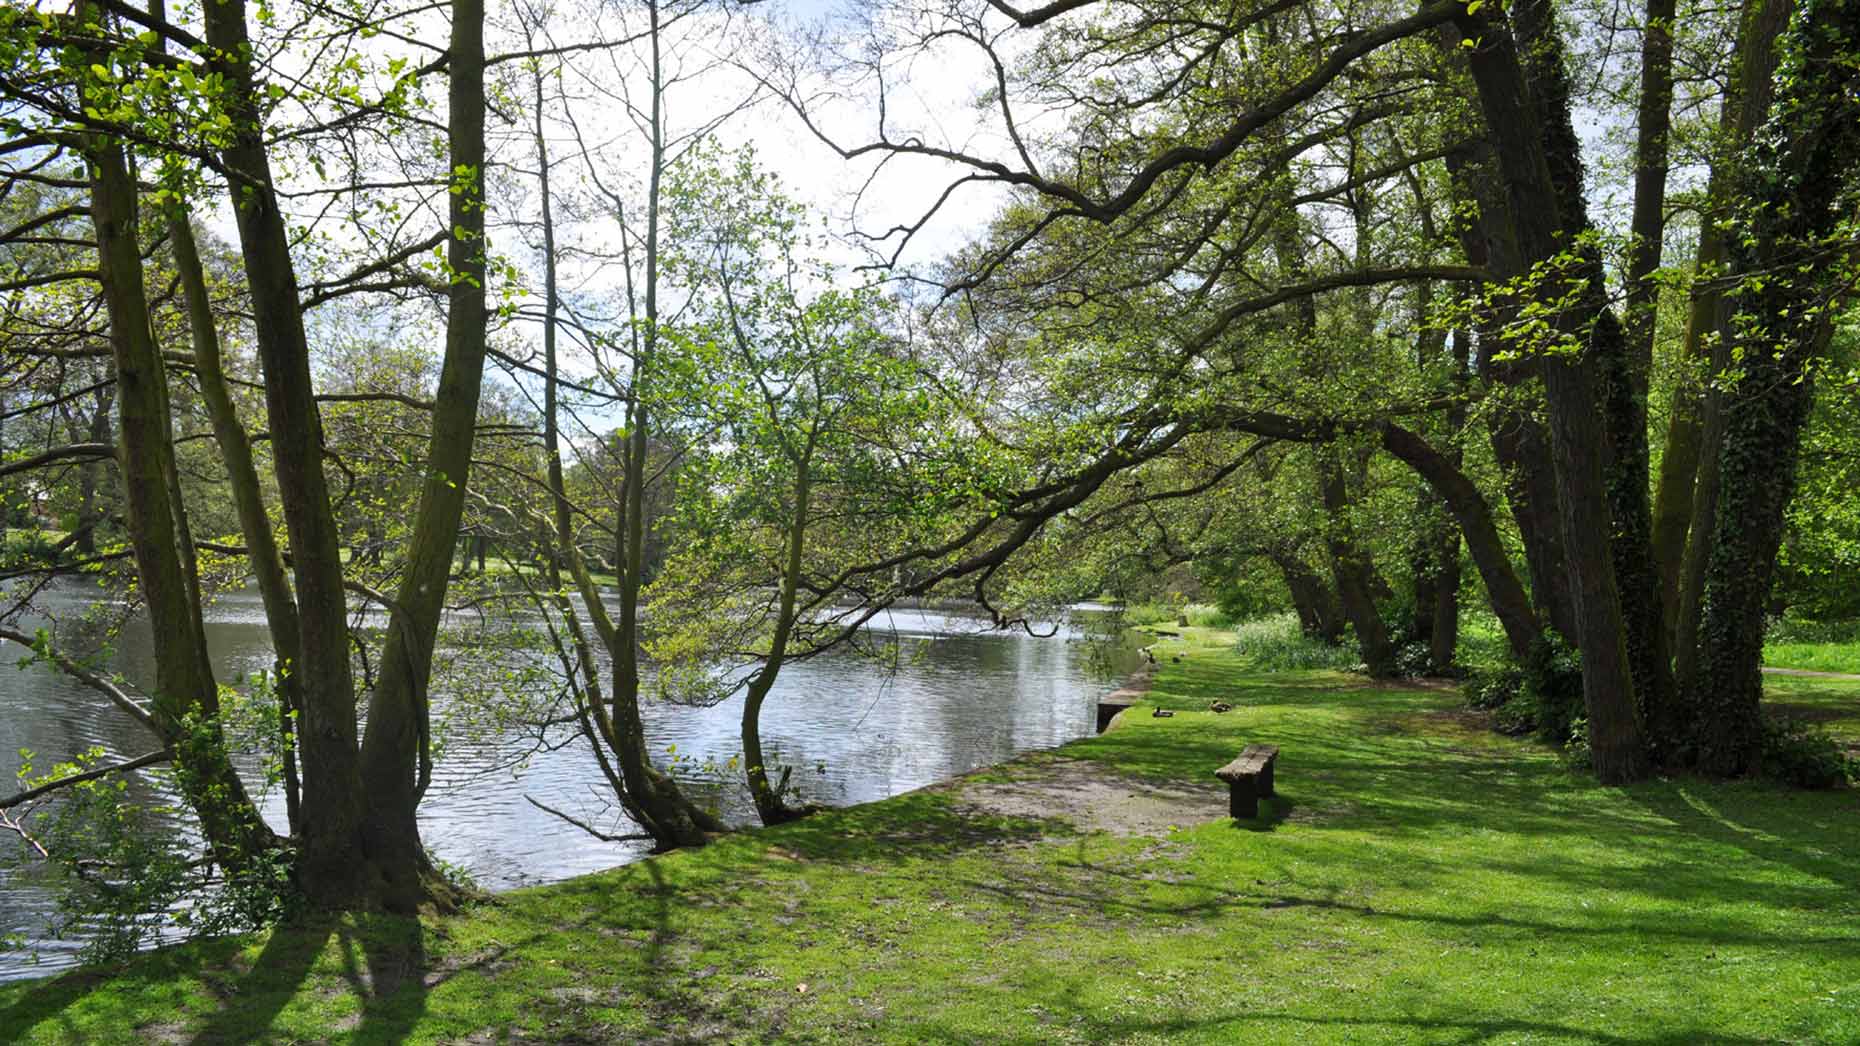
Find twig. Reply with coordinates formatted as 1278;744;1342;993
0;808;48;856
524;795;654;843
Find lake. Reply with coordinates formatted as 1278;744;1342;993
0;580;1136;978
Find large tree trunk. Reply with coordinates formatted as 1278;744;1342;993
1271;550;1345;643
1657;0;1791;690
203;0;377;906
354;0;489;913
1438;138;1577;643
1601;0;1684;753
84;121;275;868
1317;448;1397;676
1454;3;1648;781
1691;0;1859;774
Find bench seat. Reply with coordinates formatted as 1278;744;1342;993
1214;743;1279;819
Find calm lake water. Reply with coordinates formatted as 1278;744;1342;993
0;581;1136;978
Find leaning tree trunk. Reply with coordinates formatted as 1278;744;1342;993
355;0;490;914
1270;550;1345;643
84;118;275;868
1438;135;1578;645
1691;0;1859;775
742;459;812;827
1379;423;1539;663
203;0;377;906
168;212;305;836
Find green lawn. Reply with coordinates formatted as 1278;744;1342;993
2;637;1856;1044
1761;673;1860;739
1764;640;1860;676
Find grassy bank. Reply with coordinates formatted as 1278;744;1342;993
3;633;1857;1043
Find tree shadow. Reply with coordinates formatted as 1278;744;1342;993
767;790;1076;865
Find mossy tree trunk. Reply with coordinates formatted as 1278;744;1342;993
1691;0;1860;774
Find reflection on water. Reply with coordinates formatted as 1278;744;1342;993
0;581;1135;978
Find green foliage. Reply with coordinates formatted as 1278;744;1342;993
1563;716;1593;770
1181;603;1234;629
1461;633;1584;743
1117;602;1178;627
1762;616;1860;675
1758;717;1855;790
12;754;294;966
1522;633;1586;744
1391;641;1436;678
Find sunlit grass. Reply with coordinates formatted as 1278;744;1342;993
3;641;1856;1043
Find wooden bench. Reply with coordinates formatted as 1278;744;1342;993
1214;744;1279;819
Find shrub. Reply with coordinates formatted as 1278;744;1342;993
1462;666;1524;711
1563;716;1593;770
1759;718;1855;790
10;743;300;967
1460;633;1584;744
1765;614;1860;646
1522;633;1585;744
1393;641;1435;678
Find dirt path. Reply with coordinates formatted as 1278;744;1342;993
947;757;1227;837
1761;667;1860;681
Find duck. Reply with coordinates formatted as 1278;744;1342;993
1208;700;1231;714
1151;708;1175;718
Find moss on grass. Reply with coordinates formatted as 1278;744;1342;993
3;643;1857;1044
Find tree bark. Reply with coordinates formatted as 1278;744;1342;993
1271;550;1345;642
354;0;489;913
168;213;305;837
1454;3;1647;781
1692;0;1859;775
1318;448;1396;675
1438;137;1576;642
1660;0;1791;689
1379;422;1538;663
203;0;376;905
84;118;275;867
742;457;811;826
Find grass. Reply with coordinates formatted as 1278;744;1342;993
1759;673;1860;740
3;636;1858;1043
1763;637;1860;676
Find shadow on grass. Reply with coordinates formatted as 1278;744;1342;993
893;998;1783;1046
0;938;248;1044
180;912;451;1045
1229;793;1292;831
768;791;1077;864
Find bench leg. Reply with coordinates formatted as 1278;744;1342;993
1260;759;1275;798
1228;776;1258;819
